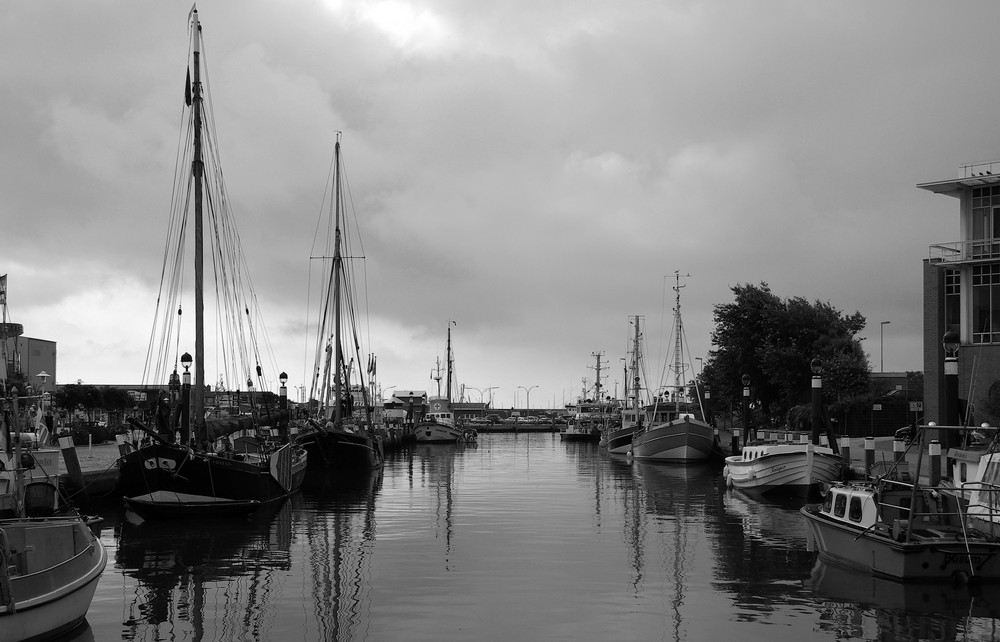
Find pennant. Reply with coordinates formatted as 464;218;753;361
184;67;191;106
0;274;6;305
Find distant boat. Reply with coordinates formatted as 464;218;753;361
117;9;306;518
629;273;721;463
0;394;107;641
562;354;612;443
414;325;477;444
295;135;384;470
724;440;843;496
601;316;642;454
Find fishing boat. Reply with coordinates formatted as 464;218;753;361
1;392;107;641
630;273;721;462
601;317;641;453
295;135;384;470
724;439;844;496
117;9;306;518
801;474;1000;582
414;326;477;444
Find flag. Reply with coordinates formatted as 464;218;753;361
0;274;6;305
185;67;191;106
35;407;48;446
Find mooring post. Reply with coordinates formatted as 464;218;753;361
864;436;875;478
929;440;942;486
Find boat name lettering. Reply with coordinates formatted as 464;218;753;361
769;465;787;474
943;551;994;568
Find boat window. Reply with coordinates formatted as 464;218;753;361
848;497;863;522
822;493;832;512
833;494;847;518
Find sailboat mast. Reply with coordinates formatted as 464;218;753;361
672;271;689;413
333;135;343;424
446;324;453;403
191;9;206;434
632;316;641;419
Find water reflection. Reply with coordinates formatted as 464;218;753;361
115;499;294;640
807;559;1000;641
300;467;382;641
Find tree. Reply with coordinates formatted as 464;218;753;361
702;282;870;427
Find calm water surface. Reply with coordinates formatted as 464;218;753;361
65;433;1000;641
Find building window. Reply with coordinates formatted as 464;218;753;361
945;268;960;336
973;264;1000;343
972;187;1000;258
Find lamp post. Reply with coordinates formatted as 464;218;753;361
180;352;192;445
942;330;960;451
279;371;288;439
880;321;891;372
518;385;538;413
741;374;752;446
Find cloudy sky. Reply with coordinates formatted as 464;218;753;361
2;1;992;409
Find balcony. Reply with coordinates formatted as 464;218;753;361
929;239;1000;264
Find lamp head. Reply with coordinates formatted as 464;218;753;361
741;374;750;387
942;331;960;358
181;352;193;372
810;358;822;375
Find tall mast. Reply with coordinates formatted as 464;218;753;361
632;316;641;420
333;134;343;424
672;271;690;412
191;9;205;434
591;351;604;401
446;323;453;403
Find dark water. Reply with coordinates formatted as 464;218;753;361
64;433;1000;641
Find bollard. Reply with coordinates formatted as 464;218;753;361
731;432;740;456
893;438;905;463
58;435;90;510
864;436;876;478
929;440;942;486
839;436;851;468
116;433;131;458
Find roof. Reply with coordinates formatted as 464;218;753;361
917;174;1000;199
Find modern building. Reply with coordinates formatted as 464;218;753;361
919;160;1000;433
1;334;57;394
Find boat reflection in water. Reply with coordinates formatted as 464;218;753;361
116;499;295;640
806;558;1000;640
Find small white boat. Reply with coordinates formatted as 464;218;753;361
724;441;843;496
0;441;107;641
801;478;1000;581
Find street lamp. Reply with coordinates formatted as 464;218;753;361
880;321;891;372
942;331;960;450
180;352;192;445
518;385;538;412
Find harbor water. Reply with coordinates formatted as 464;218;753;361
66;433;1000;641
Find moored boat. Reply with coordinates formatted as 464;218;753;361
1;396;107;641
801;477;1000;581
414;326;477;444
724;441;843;496
629;275;722;463
117;9;306;518
297;135;384;470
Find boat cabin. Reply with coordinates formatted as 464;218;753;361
820;483;881;531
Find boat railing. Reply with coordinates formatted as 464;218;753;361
956;480;1000;538
872;477;974;536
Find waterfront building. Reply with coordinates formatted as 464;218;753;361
919;161;1000;433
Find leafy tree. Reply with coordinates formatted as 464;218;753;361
702;282;870;427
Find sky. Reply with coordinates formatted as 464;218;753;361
1;1;992;410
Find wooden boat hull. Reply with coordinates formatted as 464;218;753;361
630;417;717;462
297;426;383;469
118;441;307;517
0;516;108;642
801;503;1000;581
725;444;842;496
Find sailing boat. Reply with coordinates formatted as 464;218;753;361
414;323;475;443
117;9;307;517
296;135;384;469
630;273;722;462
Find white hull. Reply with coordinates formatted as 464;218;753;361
724;443;842;495
414;422;464;443
0;517;108;642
